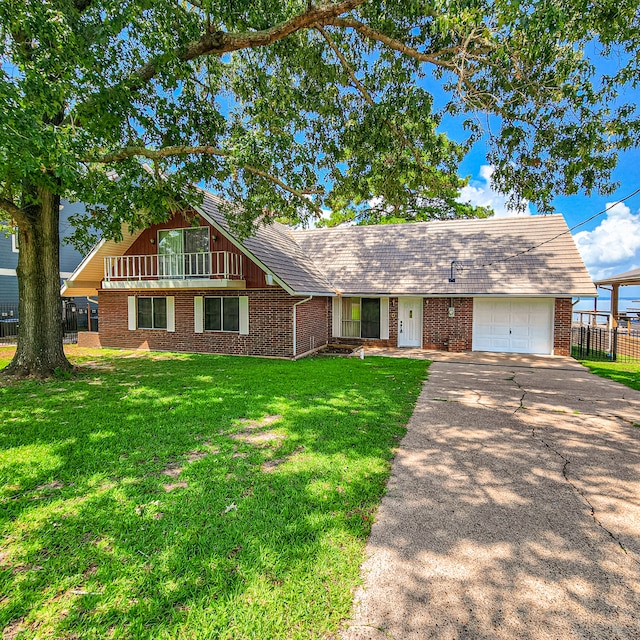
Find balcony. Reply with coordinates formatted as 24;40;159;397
102;252;245;290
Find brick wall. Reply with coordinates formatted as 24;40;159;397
98;288;319;358
328;297;398;347
423;297;473;352
554;298;572;356
295;297;328;356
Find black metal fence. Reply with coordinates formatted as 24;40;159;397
572;325;640;362
0;303;19;344
62;301;78;344
0;301;96;345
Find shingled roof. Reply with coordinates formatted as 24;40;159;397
62;192;595;299
290;215;595;297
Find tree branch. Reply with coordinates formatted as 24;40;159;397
241;166;325;200
316;24;426;172
86;145;324;201
316;25;376;108
326;17;504;110
129;0;368;88
325;17;462;70
0;198;27;226
90;144;228;163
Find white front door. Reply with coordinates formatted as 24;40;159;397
398;297;422;347
472;298;554;354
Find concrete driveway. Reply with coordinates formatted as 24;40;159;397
343;352;640;640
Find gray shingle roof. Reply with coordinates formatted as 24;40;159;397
290;215;595;297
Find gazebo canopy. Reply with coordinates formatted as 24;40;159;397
594;266;640;328
595;266;640;287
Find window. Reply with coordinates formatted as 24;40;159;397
11;229;19;253
341;297;380;339
205;297;240;332
137;297;167;329
158;227;210;277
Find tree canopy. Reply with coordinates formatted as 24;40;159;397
3;0;639;237
1;0;640;374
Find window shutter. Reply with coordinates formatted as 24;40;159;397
380;297;389;340
332;297;341;338
166;297;175;332
194;296;204;333
127;296;137;331
239;297;249;335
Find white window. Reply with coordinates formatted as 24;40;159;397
205;297;239;332
138;297;167;329
11;229;19;253
128;296;175;331
195;296;249;335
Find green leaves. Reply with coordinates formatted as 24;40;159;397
1;0;640;237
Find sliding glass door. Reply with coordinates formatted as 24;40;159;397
158;228;210;278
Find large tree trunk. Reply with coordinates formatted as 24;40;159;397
2;186;72;377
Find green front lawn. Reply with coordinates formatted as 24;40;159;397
579;359;640;392
0;347;427;640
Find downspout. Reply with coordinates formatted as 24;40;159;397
292;296;313;358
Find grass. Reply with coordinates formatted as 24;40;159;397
0;346;428;640
579;359;640;392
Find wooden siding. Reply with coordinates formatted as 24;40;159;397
0;275;19;304
123;211;275;290
0;234;18;271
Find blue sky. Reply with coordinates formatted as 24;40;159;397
432;65;640;306
454;142;640;305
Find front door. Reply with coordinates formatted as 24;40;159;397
398;297;422;347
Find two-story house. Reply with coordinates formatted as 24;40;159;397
62;189;596;358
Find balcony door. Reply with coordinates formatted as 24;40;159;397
158;228;210;278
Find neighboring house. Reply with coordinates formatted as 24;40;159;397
1;200;88;304
61;191;596;358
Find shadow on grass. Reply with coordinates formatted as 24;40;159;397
0;351;427;639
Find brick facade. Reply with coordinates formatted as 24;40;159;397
553;298;572;356
97;289;574;358
98;288;324;358
294;296;329;357
423;297;474;352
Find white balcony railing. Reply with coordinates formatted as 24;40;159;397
104;252;243;281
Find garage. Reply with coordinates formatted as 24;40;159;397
472;298;554;354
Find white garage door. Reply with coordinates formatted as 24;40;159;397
473;298;554;355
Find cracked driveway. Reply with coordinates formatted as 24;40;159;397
343;353;640;640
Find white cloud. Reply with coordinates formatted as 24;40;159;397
573;203;640;281
458;165;532;217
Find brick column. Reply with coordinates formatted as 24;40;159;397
553;298;572;356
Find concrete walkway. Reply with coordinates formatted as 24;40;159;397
343;352;640;640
